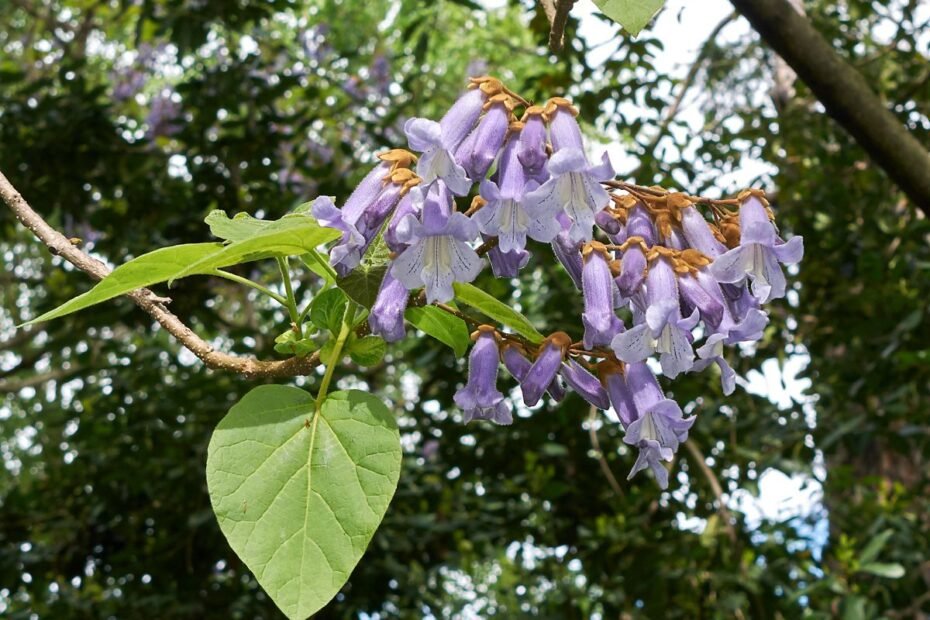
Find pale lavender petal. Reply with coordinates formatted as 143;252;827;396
369;271;408;342
611;323;655;363
548;104;584;152
588;150;614;181
710;246;752;284
390;240;427;291
772;235;804;264
404;117;442;152
547;148;588;176
439;88;485;151
560;359;610;409
680;206;725;258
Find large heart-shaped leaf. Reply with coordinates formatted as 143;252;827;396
23;243;222;325
207;387;401;619
593;0;664;36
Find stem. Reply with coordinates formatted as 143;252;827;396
210;269;289;306
277;257;302;337
315;301;357;410
305;248;339;283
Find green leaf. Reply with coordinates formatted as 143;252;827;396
23;243;222;325
207;387;401;620
592;0;664;36
273;331;317;357
404;306;471;357
310;288;349;334
205;210;273;242
452;282;544;343
859;529;895;564
348;335;386;366
858;562;905;579
301;249;337;284
336;228;392;309
170;214;341;284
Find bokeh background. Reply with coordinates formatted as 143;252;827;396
1;0;929;617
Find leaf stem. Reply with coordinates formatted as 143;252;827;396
277;257;302;338
211;269;289;307
315;301;357;410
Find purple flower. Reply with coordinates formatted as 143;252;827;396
517;332;572;407
611;258;699;378
454;326;512;425
680;206;726;258
475;135;561;253
523;148;614;243
598;360;637;427
622;362;695;489
615;204;655;297
502;343;565;402
313;151;419;275
390;183;483;303
710;196;804;302
486;241;530;278
693;334;737;395
550;213;584;289
403;80;503;196
455;94;512;181
369;271;409;342
581;242;624;348
522;98;614;243
384;192;418;253
517;106;548;182
559;358;610;409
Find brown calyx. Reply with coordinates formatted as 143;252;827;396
377;148;417;171
581;240;610;263
542;96;579;121
471;324;500;342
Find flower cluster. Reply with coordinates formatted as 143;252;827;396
313;76;803;489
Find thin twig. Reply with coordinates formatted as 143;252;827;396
0;170;320;378
682;439;738;543
541;0;575;52
588;405;625;498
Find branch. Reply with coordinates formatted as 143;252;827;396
540;0;575;52
587;405;625;498
730;0;930;216
0;170;320;378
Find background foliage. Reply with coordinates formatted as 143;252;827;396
1;0;928;617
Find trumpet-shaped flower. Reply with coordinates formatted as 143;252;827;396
390;183;483;303
454;327;512;425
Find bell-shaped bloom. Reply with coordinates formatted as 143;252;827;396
677;272;725;328
517;106;548;182
559;358;610;409
693;270;768;344
369;271;408;342
545;97;584;152
454;326;512;425
517;332;572;407
455;94;512;181
680;206;726;258
502;343;565;402
486;241;530;278
550;213;584;289
439;86;487;152
595;209;622;235
476;135;561;253
693;334;736;395
710;196;804;302
611;258;699;378
598;359;636;427
313;153;419;275
623;362;695;489
405;118;472;196
384;192;418;253
390;183;483;303
581;242;624;348
523;148;614;243
614;204;654;297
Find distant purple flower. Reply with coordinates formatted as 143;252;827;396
146;91;182;138
475;135;560;253
710;196;804;302
581;242;624;348
502;343;565;402
517;332;572;407
560;358;610;409
623;362;695;489
390;183;483;303
369;271;409;342
455;327;512;425
611;258;699;378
